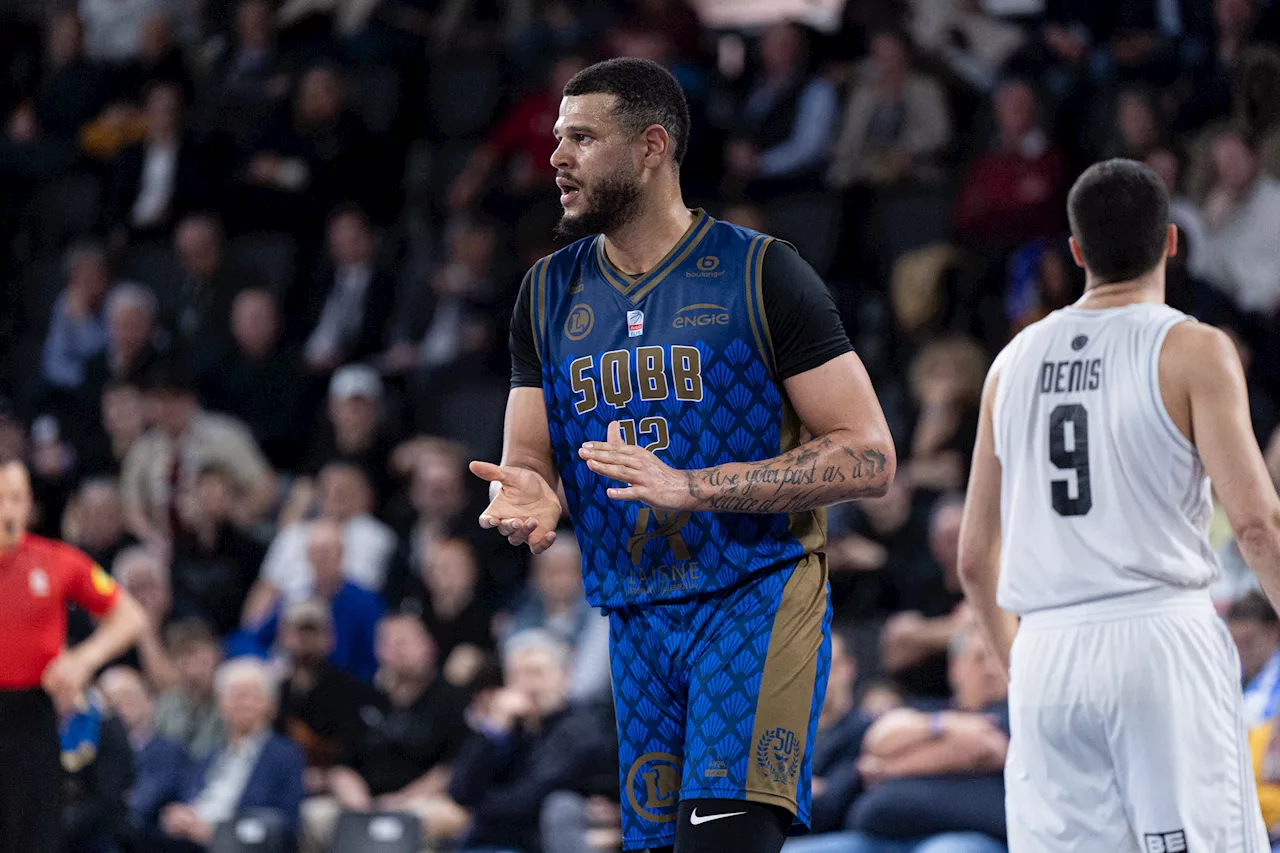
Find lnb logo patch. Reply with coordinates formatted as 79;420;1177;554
1143;830;1187;852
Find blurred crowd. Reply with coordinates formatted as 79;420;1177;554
6;0;1280;850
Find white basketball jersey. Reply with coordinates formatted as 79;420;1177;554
993;303;1219;616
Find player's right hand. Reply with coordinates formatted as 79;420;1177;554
469;460;562;554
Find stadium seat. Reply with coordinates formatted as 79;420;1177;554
331;810;421;853
423;59;503;139
208;808;289;853
765;192;842;278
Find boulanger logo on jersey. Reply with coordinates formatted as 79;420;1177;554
626;752;682;823
565;304;594;340
672;304;730;329
686;255;725;278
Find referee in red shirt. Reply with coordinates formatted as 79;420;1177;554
0;458;146;853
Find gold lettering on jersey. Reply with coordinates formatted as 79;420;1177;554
672;304;730;329
570;355;597;414
565;346;702;414
671;345;702;401
601;350;634;408
565;304;594;340
635;346;668;400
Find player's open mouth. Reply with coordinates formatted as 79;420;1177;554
557;177;581;205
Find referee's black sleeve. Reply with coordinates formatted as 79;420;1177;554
509;267;543;389
760;241;855;380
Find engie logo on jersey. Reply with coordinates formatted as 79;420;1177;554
627;310;644;337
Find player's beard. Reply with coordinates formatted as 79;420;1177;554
554;171;643;241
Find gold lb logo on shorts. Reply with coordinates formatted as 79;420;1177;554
626;752;682;823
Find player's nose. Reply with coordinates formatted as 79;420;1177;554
550;139;572;171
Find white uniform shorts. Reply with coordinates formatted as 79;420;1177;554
1006;587;1269;853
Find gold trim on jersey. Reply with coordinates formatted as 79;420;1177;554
744;234;772;375
595;209;714;303
531;256;551;364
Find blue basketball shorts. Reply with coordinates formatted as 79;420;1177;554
607;556;832;851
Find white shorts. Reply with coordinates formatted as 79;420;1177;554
1006;587;1268;853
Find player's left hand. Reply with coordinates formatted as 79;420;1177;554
579;421;693;512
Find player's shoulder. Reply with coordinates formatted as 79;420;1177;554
527;235;598;278
24;534;93;567
1161;317;1236;379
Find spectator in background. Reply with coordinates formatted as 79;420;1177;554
383;535;495;688
808;632;874;836
79;0;161;64
903;336;987;494
301;364;393;501
274;600;381;791
120;362;277;543
237;520;384;682
37;11;108;141
60;692;133;853
66;477;137;570
725;21;838;201
156;658;305;852
169;214;247;371
300;205;395;374
511;537;605;655
80;379;149;477
880;498;967;700
827;29;952;190
111;545;184;685
824;624;1009;853
1177;0;1259;130
235;66;374;235
1194;127;1280;319
201;0;291;147
42;241;109;392
79;285;161;423
110;12;195;105
98;666;190;835
442;629;615;853
154;620;226;760
953;77;1068;248
245;462;396;621
171;464;267;635
1230;592;1280;728
448;54;588;218
201;289;306;470
104;81;208;246
1146;147;1208;272
316;615;469;852
388;435;473;548
1102;85;1168;161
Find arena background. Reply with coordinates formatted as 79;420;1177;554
5;0;1280;850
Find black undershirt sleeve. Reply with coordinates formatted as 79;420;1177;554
759;240;854;380
509;267;543;388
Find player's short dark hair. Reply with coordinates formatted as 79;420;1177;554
563;58;690;167
1228;591;1279;625
1067;158;1170;284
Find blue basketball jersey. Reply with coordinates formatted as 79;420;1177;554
528;210;826;609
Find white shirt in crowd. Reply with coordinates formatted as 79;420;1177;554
261;515;397;604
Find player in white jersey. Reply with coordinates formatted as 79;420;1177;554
958;158;1280;852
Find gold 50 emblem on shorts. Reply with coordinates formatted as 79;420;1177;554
755;727;801;785
626;752;682;823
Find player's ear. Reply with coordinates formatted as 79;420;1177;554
1067;236;1086;269
1166;223;1178;258
640;123;670;169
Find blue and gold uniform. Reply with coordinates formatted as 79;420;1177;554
510;209;852;850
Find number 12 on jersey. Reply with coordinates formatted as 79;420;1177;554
1049;403;1091;516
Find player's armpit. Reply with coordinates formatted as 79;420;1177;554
1173;323;1280;610
680;352;895;513
958;363;1017;674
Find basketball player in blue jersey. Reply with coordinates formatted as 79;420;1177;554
469;58;896;853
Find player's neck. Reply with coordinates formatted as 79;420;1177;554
1075;270;1166;310
601;196;695;277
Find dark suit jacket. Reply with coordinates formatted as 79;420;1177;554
103;137;211;241
810;710;872;834
290;266;396;362
180;733;305;836
130;735;189;830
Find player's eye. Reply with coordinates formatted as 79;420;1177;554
574;133;590;143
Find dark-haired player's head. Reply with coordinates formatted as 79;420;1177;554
1067;158;1175;287
552;58;690;240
